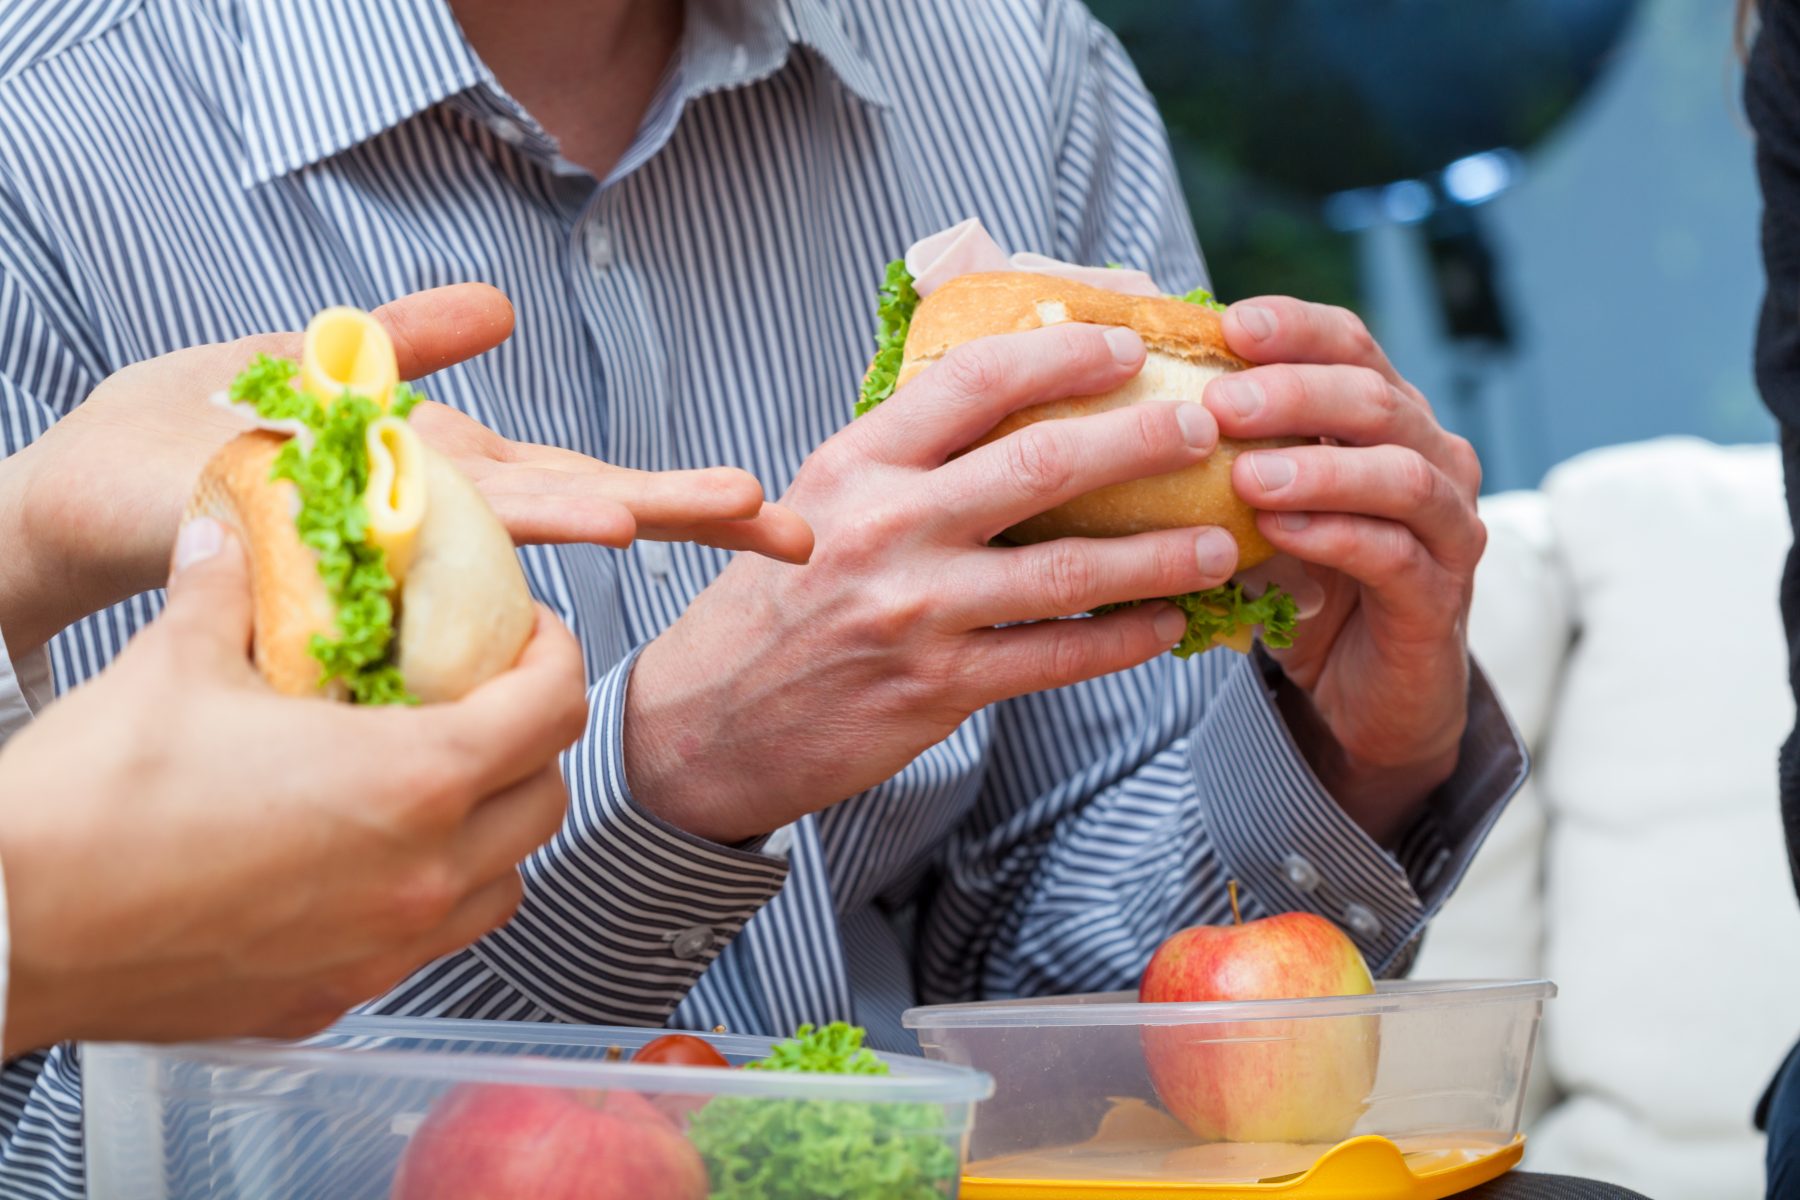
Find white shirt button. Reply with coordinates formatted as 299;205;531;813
1342;903;1381;940
637;540;672;579
670;925;715;960
584;223;613;270
1281;852;1321;892
492;119;527;146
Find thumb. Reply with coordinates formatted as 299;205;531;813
158;517;255;668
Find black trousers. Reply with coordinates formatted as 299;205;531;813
1466;1174;1651;1200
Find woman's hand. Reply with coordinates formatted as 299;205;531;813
0;521;589;1055
0;283;809;659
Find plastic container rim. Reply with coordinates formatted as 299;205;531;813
902;978;1557;1029
83;1015;995;1105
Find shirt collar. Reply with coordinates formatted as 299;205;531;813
236;0;887;186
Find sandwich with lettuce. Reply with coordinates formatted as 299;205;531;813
856;219;1304;656
188;306;533;703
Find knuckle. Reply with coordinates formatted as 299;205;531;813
1334;307;1378;359
1445;434;1483;491
1356;368;1399;420
935;342;1007;404
1394;451;1440;509
1041;626;1099;686
1000;426;1065;496
387;860;462;936
1038;543;1101;613
1000;428;1075;500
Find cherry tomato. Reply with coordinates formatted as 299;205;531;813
634;1034;730;1069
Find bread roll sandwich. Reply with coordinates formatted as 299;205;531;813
856;220;1308;656
190;307;533;703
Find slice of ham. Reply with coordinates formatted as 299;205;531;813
905;217;1162;299
210;390;315;452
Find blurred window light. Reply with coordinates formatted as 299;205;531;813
1383;179;1436;225
1442;150;1518;205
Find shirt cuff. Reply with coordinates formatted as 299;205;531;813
1193;652;1527;975
471;644;790;1026
0;622;49;751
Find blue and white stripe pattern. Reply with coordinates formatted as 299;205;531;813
0;0;1525;1193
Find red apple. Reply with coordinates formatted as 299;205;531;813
1138;887;1379;1145
390;1082;709;1200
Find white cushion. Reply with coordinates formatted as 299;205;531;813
1425;437;1795;1197
1527;437;1796;1198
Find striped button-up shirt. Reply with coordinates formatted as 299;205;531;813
0;0;1525;1194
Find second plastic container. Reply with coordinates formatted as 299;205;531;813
903;979;1554;1198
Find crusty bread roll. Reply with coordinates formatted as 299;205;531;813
188;430;534;703
898;272;1308;567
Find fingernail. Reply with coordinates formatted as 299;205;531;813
1175;403;1213;449
1250;452;1296;491
1213;376;1263;418
1195;528;1236;578
1104;326;1145;364
174;518;224;571
1152;605;1187;645
1235;304;1276;341
1276;512;1311;532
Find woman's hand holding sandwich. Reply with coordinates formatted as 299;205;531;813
0;283;811;661
1205;297;1487;840
0;521;588;1056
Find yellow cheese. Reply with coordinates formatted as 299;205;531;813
300;306;398;410
363;416;427;580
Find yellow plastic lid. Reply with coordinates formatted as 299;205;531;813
960;1133;1525;1200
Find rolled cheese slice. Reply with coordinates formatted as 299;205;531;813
300;306;398;409
898;271;1308;567
364;416;428;580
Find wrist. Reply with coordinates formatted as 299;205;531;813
1272;666;1461;846
0;452;58;659
622;637;777;846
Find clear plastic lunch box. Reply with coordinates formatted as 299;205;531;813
903;980;1555;1199
83;1016;994;1199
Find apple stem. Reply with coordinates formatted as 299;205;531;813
1228;879;1242;926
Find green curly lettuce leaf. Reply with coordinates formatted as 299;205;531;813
1100;581;1299;658
686;1023;958;1200
1179;285;1228;312
855;260;919;416
230;353;415;704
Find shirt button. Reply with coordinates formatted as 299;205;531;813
584;223;614;270
492;119;527;146
637;540;672;579
1342;903;1381;940
1281;852;1321;892
670;925;715;960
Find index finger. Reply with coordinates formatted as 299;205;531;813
413;605;590;797
850;323;1147;467
372;283;517;380
1222;297;1402;385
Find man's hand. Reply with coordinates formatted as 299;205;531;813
0;520;589;1055
0;283;810;659
625;323;1242;844
1205;298;1486;840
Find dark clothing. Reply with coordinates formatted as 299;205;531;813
1760;1043;1800;1199
1749;0;1800;900
1747;5;1800;1199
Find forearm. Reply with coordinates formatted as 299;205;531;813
0;445;106;661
